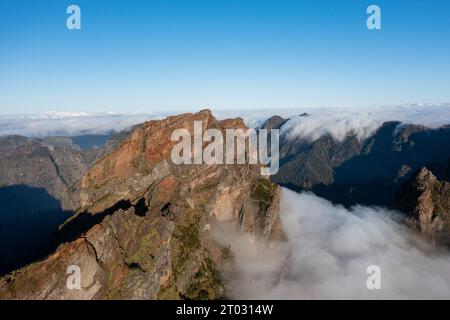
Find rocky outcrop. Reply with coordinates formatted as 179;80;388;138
393;167;450;247
0;110;282;300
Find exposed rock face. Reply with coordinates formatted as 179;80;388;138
393;167;450;247
0;110;282;300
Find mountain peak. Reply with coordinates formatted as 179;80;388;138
262;115;287;130
0;111;282;300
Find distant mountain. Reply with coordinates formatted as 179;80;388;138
0;135;99;207
270;115;450;207
0;131;130;276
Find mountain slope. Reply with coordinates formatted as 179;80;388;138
272;119;450;207
0;110;282;299
0;135;90;209
0;131;134;276
0;135;98;276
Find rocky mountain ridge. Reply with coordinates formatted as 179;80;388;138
0;110;282;299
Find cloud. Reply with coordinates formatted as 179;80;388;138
280;111;381;142
217;188;450;299
279;104;450;142
1;104;449;139
0;111;172;138
0;109;297;138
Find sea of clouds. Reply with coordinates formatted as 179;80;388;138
1;104;449;140
277;104;450;142
216;188;450;299
0;111;173;138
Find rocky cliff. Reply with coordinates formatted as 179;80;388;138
0;110;282;299
393;167;450;247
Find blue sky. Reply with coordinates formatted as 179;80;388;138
0;0;449;114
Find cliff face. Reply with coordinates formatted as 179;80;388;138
393;167;450;247
0;131;134;211
0;133;132;276
0;136;102;276
0;135;95;209
0;110;282;300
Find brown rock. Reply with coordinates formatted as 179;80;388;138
394;167;450;247
0;110;282;300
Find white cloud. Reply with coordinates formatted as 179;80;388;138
280;111;380;142
0;104;449;139
279;104;450;142
218;188;450;299
0;111;172;138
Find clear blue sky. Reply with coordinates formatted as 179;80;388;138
0;0;449;114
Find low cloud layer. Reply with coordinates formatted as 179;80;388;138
218;188;450;299
280;111;380;142
1;104;449;139
0;111;173;138
279;104;450;142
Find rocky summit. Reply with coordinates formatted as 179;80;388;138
0;110;282;300
393;167;450;247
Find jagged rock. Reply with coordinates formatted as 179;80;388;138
393;167;450;247
0;110;282;300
